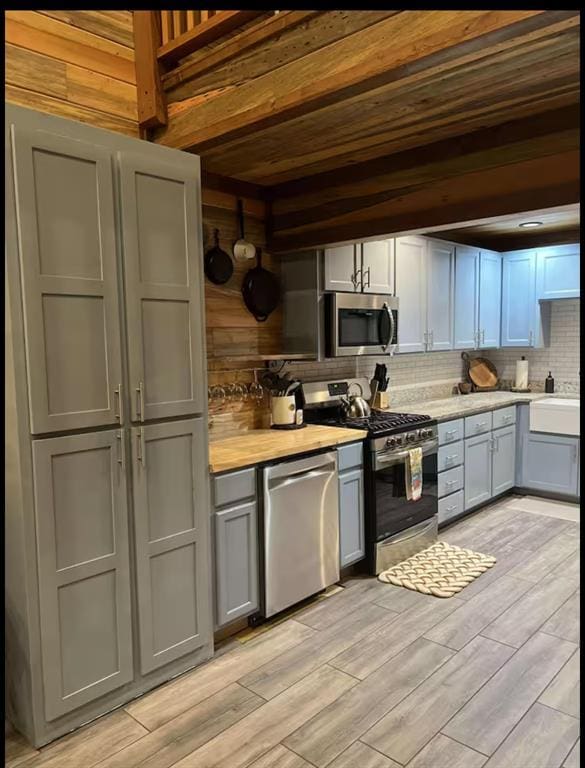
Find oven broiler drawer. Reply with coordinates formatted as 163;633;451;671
438;465;464;498
438;441;463;472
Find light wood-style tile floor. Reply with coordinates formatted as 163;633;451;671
6;494;580;768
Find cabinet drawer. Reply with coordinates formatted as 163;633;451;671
438;490;464;525
213;467;256;508
438;419;464;445
438;441;463;472
492;405;516;430
337;442;363;472
438;465;464;498
465;411;493;437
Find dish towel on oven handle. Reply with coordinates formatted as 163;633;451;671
405;447;423;501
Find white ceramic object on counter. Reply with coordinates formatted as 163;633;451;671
530;398;580;436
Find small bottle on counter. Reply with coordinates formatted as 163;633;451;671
545;371;555;393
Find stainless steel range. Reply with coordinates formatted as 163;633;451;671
303;379;439;574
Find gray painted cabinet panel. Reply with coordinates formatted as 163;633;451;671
339;467;365;567
119;152;205;422
11;126;123;434
131;419;211;674
492;425;516;496
464;433;493;510
521;432;579;497
215;501;259;626
426;239;454;351
32;430;133;720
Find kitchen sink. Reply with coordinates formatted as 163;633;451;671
530;398;580;436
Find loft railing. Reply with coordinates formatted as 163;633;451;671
133;10;271;131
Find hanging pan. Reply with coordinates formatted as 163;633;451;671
461;351;499;390
241;247;280;322
233;198;257;262
204;228;233;285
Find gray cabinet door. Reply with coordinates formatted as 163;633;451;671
395;236;427;353
454;246;479;349
119;153;205;422
323;244;358;292
501;250;537;347
464;433;493;510
339;468;365;567
478;250;502;348
215;501;259;627
32;430;133;721
492;425;516;496
361;239;394;294
131;419;212;674
11;126;123;434
521;433;579;497
426;239;454;351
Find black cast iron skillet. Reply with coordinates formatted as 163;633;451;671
241;248;280;322
204;228;233;285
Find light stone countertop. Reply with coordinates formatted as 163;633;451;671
385;391;580;422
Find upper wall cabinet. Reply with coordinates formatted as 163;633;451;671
453;246;480;349
323;240;394;294
426;239;454;351
323;244;358;292
478;250;502;348
501;249;553;348
454;247;501;350
10;127;124;435
395;236;427;353
536;244;580;300
361;239;394;294
119;152;206;423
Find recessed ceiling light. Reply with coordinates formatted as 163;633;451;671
519;221;543;228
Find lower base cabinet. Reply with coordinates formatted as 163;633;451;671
339;467;365;567
212;467;259;628
521;432;579;497
464;423;516;511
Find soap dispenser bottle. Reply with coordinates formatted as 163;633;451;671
545;371;555;393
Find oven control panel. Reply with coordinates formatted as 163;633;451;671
384;426;437;450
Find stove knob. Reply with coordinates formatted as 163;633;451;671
395;436;403;446
407;432;416;443
386;437;396;448
421;428;431;439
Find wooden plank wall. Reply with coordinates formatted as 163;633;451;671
5;11;139;136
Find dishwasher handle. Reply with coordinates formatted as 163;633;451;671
264;451;337;482
268;465;335;491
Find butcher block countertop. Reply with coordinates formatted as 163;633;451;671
209;425;367;474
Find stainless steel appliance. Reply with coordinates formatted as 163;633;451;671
303;379;438;574
261;451;339;617
279;253;398;359
327;292;398;357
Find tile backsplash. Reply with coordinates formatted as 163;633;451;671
284;299;580;400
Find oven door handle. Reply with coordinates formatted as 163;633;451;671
375;439;438;468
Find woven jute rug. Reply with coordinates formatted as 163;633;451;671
378;541;497;598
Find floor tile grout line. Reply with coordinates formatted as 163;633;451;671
535;701;581;722
357;737;407;766
436;730;491;757
281;741;320;767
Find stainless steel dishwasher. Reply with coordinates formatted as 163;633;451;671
261;450;339;618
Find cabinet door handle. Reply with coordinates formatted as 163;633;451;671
430;329;434;349
445;479;457;487
476;421;487;429
116;430;125;471
445;454;458;462
503;414;513;422
114;383;123;423
572;445;578;463
424;330;429;348
136;381;145;422
481;329;485;345
529;329;534;346
136;428;146;468
353;268;363;292
445;429;458;437
364;266;371;290
445;504;457;512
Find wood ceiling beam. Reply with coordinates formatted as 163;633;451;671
152;10;578;152
267;152;579;252
465;227;581;252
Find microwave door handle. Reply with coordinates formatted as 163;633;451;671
381;302;395;352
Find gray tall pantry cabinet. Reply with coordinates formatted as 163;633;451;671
5;105;213;747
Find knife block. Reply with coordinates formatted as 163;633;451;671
372;391;389;410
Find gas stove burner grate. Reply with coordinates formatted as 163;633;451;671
311;410;433;437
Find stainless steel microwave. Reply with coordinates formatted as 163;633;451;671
326;292;398;357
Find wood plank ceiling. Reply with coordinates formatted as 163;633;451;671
151;10;580;252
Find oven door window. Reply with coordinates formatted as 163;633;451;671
374;452;437;540
338;308;397;348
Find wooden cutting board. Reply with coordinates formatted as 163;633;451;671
462;352;498;389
